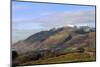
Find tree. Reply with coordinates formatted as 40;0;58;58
12;51;18;60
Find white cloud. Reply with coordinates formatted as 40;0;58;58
12;9;95;43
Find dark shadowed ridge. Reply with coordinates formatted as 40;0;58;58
24;27;65;44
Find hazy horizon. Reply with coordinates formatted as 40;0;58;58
12;1;95;43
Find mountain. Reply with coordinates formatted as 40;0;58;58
12;26;74;54
12;26;96;65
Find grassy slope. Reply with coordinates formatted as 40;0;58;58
14;32;96;65
21;51;96;65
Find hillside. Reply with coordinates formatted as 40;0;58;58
12;26;96;66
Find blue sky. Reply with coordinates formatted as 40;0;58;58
12;1;95;43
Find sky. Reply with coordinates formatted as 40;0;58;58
12;1;95;43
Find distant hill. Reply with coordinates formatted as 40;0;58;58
12;26;96;66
